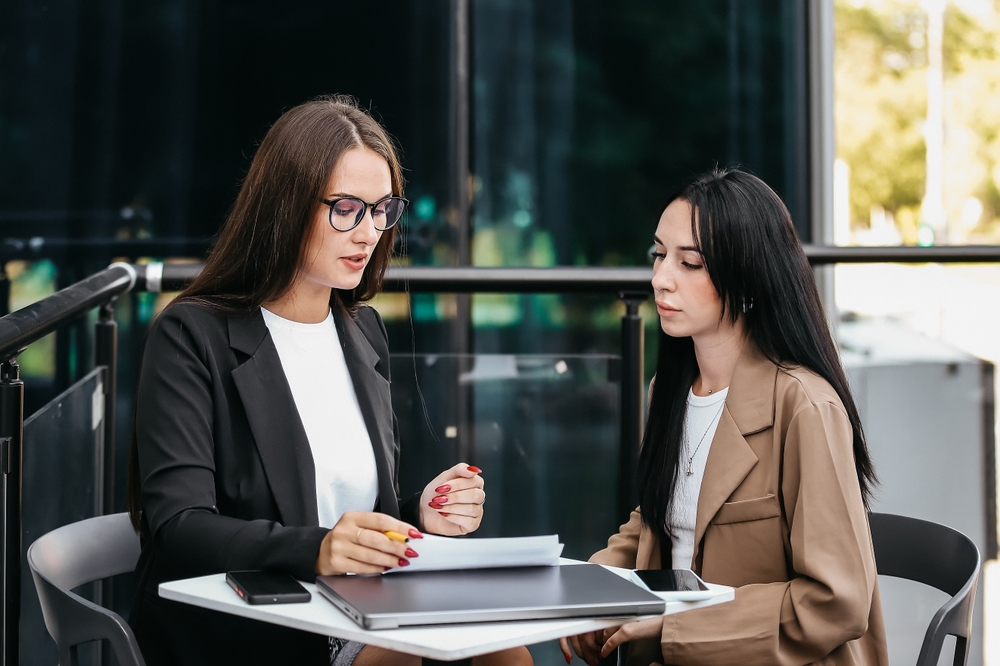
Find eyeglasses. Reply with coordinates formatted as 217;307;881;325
320;196;408;232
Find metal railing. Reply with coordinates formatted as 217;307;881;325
0;263;135;666
4;242;1000;665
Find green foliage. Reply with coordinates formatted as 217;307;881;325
943;4;998;73
835;0;1000;237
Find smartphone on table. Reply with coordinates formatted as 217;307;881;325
629;569;713;601
226;570;312;605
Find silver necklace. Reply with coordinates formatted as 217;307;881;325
684;399;726;475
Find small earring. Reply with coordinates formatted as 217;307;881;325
742;298;753;313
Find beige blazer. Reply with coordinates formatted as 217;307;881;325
590;343;888;666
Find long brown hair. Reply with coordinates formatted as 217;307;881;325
127;95;404;532
181;94;404;310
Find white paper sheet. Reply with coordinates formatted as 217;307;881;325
385;534;564;574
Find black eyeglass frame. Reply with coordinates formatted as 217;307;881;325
319;196;409;232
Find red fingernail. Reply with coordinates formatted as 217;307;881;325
398;558;410;567
384;566;391;571
408;528;423;539
428;501;444;509
435;485;451;493
564;654;571;665
467;465;481;474
434;494;448;503
438;511;450;517
405;548;419;558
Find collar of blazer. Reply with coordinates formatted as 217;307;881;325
226;305;400;527
691;341;778;560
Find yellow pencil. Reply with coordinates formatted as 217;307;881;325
384;530;408;543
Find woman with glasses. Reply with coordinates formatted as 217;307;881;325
126;96;531;666
561;168;886;666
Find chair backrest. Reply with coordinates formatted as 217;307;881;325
869;512;981;666
27;512;146;666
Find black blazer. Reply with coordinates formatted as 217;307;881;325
130;301;418;666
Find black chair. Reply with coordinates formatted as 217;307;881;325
869;512;981;666
27;512;146;666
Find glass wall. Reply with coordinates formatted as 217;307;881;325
0;0;818;475
0;2;865;664
467;0;810;360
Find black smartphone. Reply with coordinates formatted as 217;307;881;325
225;570;312;605
629;569;712;600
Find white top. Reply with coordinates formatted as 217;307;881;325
669;387;729;569
261;307;378;529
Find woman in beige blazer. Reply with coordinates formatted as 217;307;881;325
562;169;887;666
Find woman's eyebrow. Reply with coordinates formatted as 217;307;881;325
328;192;394;200
652;236;701;253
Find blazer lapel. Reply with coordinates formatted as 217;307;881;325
691;412;758;560
691;343;777;560
228;311;319;527
334;308;400;519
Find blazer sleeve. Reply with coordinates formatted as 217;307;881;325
355;306;421;526
137;306;328;582
660;401;877;666
588;508;643;569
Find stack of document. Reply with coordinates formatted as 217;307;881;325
384;534;563;574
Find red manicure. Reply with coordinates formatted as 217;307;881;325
467;465;482;474
433;494;448;503
408;528;424;539
405;548;419;558
398;558;410;567
435;485;451;493
564;654;572;665
438;511;450;517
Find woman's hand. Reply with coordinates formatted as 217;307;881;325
559;618;662;665
315;511;422;575
418;463;485;536
559;631;603;665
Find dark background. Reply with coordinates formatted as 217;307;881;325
0;2;810;662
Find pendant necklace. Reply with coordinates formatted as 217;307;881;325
684;399;726;476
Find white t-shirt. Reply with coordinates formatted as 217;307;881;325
261;307;378;529
669;387;729;569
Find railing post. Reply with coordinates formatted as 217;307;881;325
95;302;118;516
0;357;24;666
618;292;647;526
94;301;118;665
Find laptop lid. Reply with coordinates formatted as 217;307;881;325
316;564;665;630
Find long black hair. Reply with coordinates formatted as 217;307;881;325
636;167;877;543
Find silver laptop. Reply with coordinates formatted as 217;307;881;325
316;564;665;630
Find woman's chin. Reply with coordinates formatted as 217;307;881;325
331;274;365;291
659;321;689;338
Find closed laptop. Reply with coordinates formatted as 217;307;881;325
316;563;665;630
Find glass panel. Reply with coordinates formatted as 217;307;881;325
472;0;810;268
17;368;105;666
0;1;452;246
392;353;621;561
